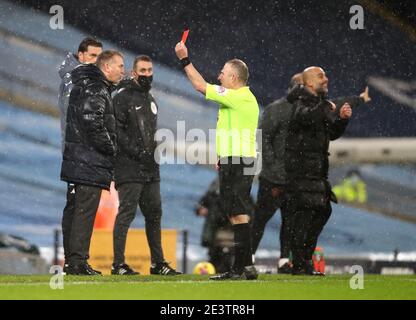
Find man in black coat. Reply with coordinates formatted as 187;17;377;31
285;66;352;275
112;55;180;276
58;37;103;152
252;75;371;274
61;50;125;275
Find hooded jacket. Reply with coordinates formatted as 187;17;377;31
259;94;362;186
259;97;293;186
285;86;349;197
60;64;116;190
58;52;81;152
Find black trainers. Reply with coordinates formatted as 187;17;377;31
150;262;182;275
65;263;102;276
292;265;325;276
210;265;258;281
210;271;241;281
243;265;258;280
111;263;139;275
277;262;293;274
292;269;325;276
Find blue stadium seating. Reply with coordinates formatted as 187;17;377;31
1;101;416;260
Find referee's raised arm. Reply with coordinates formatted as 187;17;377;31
175;42;207;94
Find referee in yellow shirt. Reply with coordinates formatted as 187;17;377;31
175;41;259;280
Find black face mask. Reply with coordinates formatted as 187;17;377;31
136;75;153;91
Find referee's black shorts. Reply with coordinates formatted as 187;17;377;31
218;157;255;217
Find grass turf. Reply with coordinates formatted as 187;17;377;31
0;274;415;300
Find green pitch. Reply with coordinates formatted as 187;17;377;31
0;274;415;300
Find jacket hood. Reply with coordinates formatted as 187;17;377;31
71;64;109;86
58;52;80;79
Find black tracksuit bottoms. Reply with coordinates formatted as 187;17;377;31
286;192;332;272
252;178;292;258
62;183;102;265
113;181;164;265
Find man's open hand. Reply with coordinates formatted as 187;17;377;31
175;42;188;60
360;86;371;103
340;103;352;119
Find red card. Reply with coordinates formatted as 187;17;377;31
181;29;189;44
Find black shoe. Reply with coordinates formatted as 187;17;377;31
65;263;102;276
210;270;242;281
150;262;182;275
243;265;258;280
111;263;140;275
305;264;325;276
292;265;325;276
277;262;293;274
210;265;258;281
89;264;102;275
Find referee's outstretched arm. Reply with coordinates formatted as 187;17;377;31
175;42;207;94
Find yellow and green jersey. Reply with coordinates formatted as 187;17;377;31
206;84;259;158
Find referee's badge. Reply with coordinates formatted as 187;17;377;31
216;85;227;96
151;102;158;114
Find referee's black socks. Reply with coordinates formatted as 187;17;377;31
233;223;254;271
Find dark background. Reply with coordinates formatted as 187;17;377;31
17;0;416;137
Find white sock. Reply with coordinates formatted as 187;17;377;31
278;258;289;268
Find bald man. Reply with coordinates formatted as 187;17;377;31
285;66;352;275
253;71;370;274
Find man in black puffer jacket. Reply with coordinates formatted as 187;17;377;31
285;66;352;275
61;50;125;275
252;74;371;274
111;55;180;276
58;37;103;152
